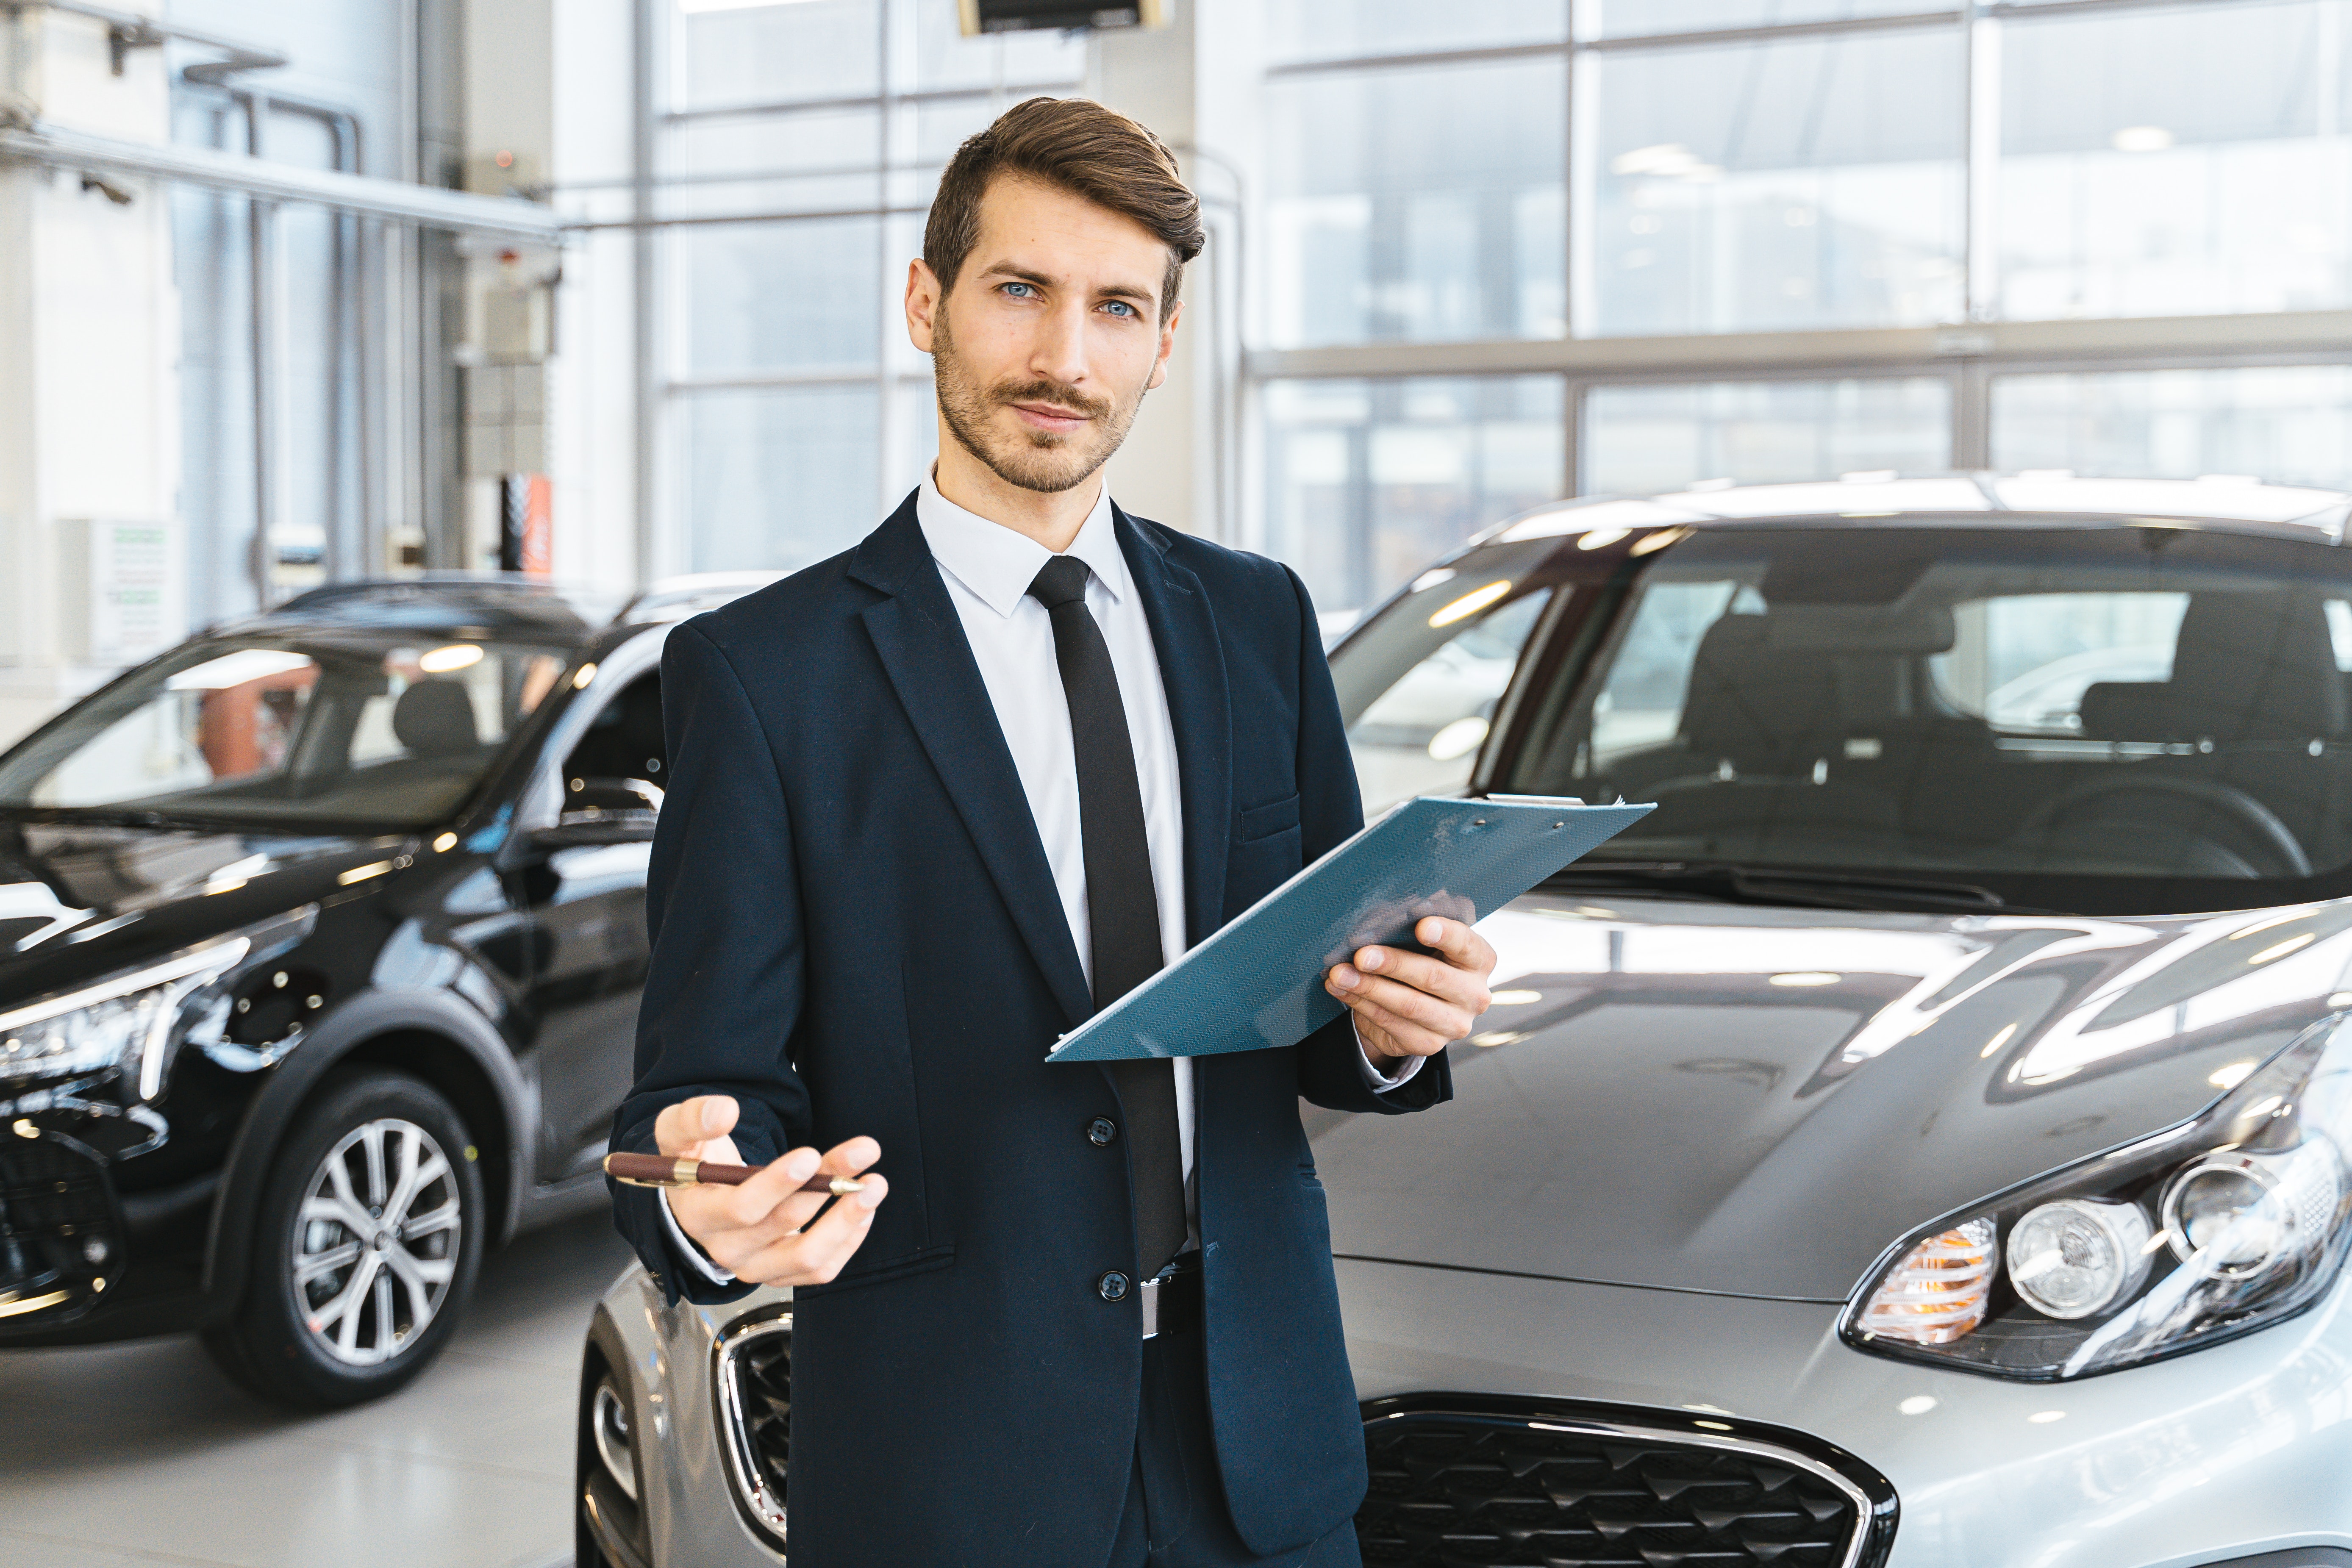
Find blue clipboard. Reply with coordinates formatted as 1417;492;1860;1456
1043;795;1653;1064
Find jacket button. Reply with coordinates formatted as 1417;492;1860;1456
1097;1270;1130;1302
1087;1117;1118;1146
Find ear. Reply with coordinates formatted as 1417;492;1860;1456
1144;297;1183;393
905;258;943;353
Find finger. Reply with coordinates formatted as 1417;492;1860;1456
1415;916;1496;973
1330;969;1475;1038
705;1144;880;1257
734;1174;888;1286
655;1094;740;1158
815;1135;882;1179
1351;945;1491;1012
1338;992;1450;1058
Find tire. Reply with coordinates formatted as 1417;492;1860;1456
203;1070;485;1409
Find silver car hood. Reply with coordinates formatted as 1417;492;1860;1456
1312;892;2352;1302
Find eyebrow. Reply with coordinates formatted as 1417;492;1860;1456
982;261;1158;311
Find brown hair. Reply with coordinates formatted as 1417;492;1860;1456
925;96;1204;322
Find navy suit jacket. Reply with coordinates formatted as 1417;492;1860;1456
608;492;1452;1567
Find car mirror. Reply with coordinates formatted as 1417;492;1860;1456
539;777;662;844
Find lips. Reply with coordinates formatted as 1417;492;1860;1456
1008;401;1090;433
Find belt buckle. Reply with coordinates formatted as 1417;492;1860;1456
1139;1276;1161;1340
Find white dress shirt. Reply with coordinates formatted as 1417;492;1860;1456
666;475;1415;1282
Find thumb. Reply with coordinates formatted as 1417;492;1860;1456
657;1094;741;1157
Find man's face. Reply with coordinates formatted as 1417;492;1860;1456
908;174;1181;495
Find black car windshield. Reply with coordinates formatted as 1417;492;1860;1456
0;633;575;828
1482;521;2352;914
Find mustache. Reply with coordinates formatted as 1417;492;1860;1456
989;378;1114;422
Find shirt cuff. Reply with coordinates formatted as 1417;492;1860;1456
660;1186;737;1285
1353;1016;1425;1093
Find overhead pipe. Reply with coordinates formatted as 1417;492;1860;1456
15;0;284;78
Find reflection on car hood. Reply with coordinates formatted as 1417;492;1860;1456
1312;892;2352;1302
0;820;395;1001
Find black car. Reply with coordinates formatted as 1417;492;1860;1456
0;572;771;1407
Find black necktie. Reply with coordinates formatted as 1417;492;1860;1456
1027;554;1187;1279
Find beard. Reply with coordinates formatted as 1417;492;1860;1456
931;308;1147;495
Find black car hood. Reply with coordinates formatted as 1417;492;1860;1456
1313;891;2352;1302
0;819;400;1002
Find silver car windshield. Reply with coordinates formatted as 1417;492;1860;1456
0;633;574;828
1491;521;2352;902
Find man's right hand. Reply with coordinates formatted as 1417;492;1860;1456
653;1095;888;1287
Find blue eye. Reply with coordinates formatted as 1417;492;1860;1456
1002;281;1036;298
1102;300;1138;318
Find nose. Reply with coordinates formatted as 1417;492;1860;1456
1028;296;1091;392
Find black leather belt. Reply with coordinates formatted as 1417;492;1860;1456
1139;1259;1202;1340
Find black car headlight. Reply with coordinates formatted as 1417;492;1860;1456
1844;1011;2352;1380
0;910;313;1097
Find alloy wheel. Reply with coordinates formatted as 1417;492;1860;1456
292;1116;464;1366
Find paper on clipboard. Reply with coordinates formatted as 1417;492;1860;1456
1043;794;1653;1064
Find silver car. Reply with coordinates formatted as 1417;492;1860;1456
579;475;2352;1568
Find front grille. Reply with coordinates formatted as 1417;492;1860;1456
1358;1396;1897;1568
713;1308;792;1552
0;1130;121;1325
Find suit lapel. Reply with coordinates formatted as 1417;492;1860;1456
852;498;1094;1030
1116;508;1233;951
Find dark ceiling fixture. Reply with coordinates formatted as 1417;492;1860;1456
958;0;1164;35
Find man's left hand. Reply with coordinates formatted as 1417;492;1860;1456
1325;916;1497;1061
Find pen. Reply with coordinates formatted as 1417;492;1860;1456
603;1152;865;1195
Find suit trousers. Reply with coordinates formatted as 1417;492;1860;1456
1103;1321;1366;1568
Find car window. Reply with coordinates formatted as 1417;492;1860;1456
0;636;572;827
1495;522;2352;913
1328;538;1571;819
1930;592;2186;735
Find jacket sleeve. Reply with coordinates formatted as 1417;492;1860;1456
1282;565;1454;1116
606;620;812;1305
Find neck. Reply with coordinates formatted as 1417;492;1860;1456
930;429;1102;553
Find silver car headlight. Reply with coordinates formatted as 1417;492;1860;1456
0;910;314;1097
1844;1011;2352;1380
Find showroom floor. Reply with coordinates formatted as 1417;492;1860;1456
0;1210;630;1568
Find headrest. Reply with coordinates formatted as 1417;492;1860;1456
2168;592;2346;741
2077;682;2180;741
1680;616;1841;764
393;680;479;757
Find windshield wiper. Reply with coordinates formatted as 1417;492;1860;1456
1544;860;2043;914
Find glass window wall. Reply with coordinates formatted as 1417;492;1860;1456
1999;0;2352;320
1262;376;1565;622
1990;365;2352;489
679;386;883;574
1584;377;1952;495
1587;27;1965;336
1263;58;1565;347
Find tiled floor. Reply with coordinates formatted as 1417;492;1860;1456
0;1210;632;1568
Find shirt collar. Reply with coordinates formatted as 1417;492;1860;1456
916;470;1127;619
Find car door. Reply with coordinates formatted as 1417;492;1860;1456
505;643;667;1182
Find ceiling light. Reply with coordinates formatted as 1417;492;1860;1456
1575;527;1631;551
2112;125;2174;153
1769;971;1840;987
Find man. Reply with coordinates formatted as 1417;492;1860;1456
608;97;1497;1568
